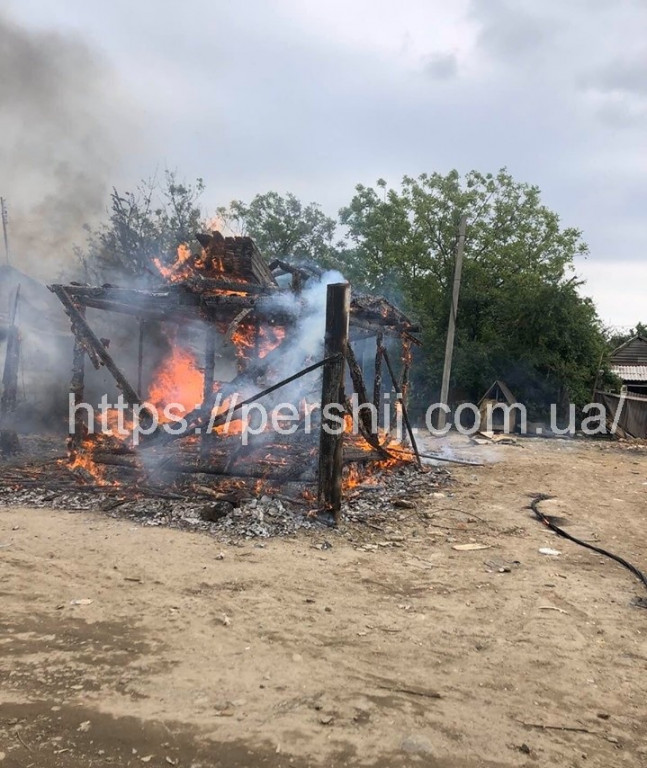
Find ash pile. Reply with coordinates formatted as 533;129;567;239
0;453;451;540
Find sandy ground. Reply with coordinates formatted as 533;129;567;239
1;437;646;767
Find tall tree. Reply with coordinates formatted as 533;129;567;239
77;171;204;281
340;169;609;414
217;192;340;269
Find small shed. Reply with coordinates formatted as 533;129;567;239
610;336;647;396
478;380;518;434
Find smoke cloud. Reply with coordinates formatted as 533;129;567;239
0;11;135;280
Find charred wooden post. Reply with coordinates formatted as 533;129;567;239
398;336;413;445
381;346;422;468
0;288;21;456
399;336;412;407
317;283;350;520
345;342;382;452
137;320;146;397
69;305;87;451
373;331;384;426
201;326;217;458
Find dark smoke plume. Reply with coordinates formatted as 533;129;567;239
0;11;134;279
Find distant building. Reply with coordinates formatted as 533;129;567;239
477;380;519;433
610;335;647;397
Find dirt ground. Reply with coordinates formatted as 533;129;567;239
1;437;646;767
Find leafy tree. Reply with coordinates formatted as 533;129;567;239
77;171;204;281
607;321;647;350
340;169;609;414
217;192;341;269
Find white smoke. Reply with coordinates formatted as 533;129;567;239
267;269;346;378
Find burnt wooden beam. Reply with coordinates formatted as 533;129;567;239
192;293;257;308
54;284;428;340
373;332;384;421
75;295;297;329
62;284;175;303
380;346;422;468
137;320;146;397
226;308;253;343
317;283;350;521
154;461;298;484
185;275;279;295
349;317;421;344
68;308;87;451
345;342;384;453
51;285;142;407
399;336;413;411
201;293;299;320
201;325;217;458
79;298;190;322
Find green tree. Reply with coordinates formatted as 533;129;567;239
607;321;647;351
217;192;340;269
340;169;608;414
77;171;204;281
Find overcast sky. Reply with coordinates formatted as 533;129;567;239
3;0;646;329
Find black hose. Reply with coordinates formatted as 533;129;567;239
528;493;647;592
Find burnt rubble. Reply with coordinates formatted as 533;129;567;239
0;437;451;540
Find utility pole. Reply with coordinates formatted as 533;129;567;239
437;214;468;431
1;198;9;265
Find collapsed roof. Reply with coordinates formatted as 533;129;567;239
49;231;420;343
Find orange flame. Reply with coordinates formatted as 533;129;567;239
258;326;286;358
148;345;204;419
154;243;194;282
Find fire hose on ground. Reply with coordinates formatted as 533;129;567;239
528;493;647;596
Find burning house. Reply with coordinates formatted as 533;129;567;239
41;231;422;521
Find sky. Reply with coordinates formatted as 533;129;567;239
2;0;645;330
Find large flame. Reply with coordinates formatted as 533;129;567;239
148;345;204;418
154;243;195;282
